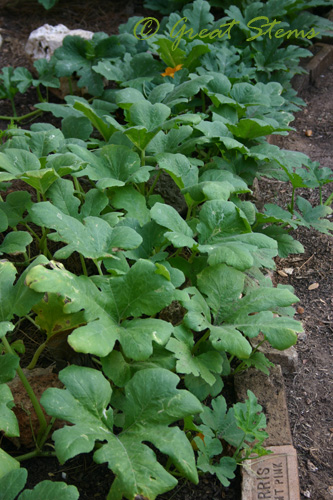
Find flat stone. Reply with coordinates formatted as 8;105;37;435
242;445;300;500
235;365;292;446
250;334;298;374
25;24;94;62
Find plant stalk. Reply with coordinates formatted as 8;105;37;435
147;169;161;197
15;450;56;462
27;340;48;370
1;336;48;443
0;109;42;122
80;254;88;276
191;330;210;355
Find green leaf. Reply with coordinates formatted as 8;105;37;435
32;293;85;339
19;481;79;500
12;67;33;93
197;264;245;321
162;75;213;107
46;178;80;218
116;318;173;361
0;322;14;339
0;449;20;480
199;395;244;447
0;209;8;232
227;118;277;139
0;192;32;228
0;257;47;322
27;129;64;157
124;220;165;260
151;203;196;248
156;152;198;190
129;101;171;131
258;226;304;258
156;38;185;67
205;233;278;271
0;468;27;500
34;58;60;88
242;352;275;376
197;452;236;488
73;101;113;141
41;366;201;500
0;149;40;181
76;144;150;190
61;116;93;141
197;200;251;247
166;325;222;385
110;186;150;225
101;350;131;387
54;35;106;96
0;232;32;256
148;83;175;104
231;311;301;350
209;324;252;359
26;260;175;357
45;152;85;177
0;354;19;384
21;168;59;195
185;373;223;401
233;390;268;444
296;196;333;235
183;0;214;33
0;384;19;437
184;43;210;72
29;202;142;260
231;83;270;106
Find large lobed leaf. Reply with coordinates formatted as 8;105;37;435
41;365;202;500
26;260;176;358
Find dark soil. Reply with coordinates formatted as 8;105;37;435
259;64;333;499
0;0;332;499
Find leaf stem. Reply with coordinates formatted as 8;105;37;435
68;77;74;95
0;109;42;122
324;191;333;206
147;169;161;197
36;85;45;103
94;259;104;276
191;330;210;355
141;149;146;166
15;450;56;462
1;336;48;443
73;176;85;202
201;90;206;113
290;187;296;213
233;435;245;461
27;340;48;370
80;254;88;276
24;223;41;243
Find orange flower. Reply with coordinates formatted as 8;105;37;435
161;64;183;78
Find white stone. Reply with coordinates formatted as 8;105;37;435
25;24;94;61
